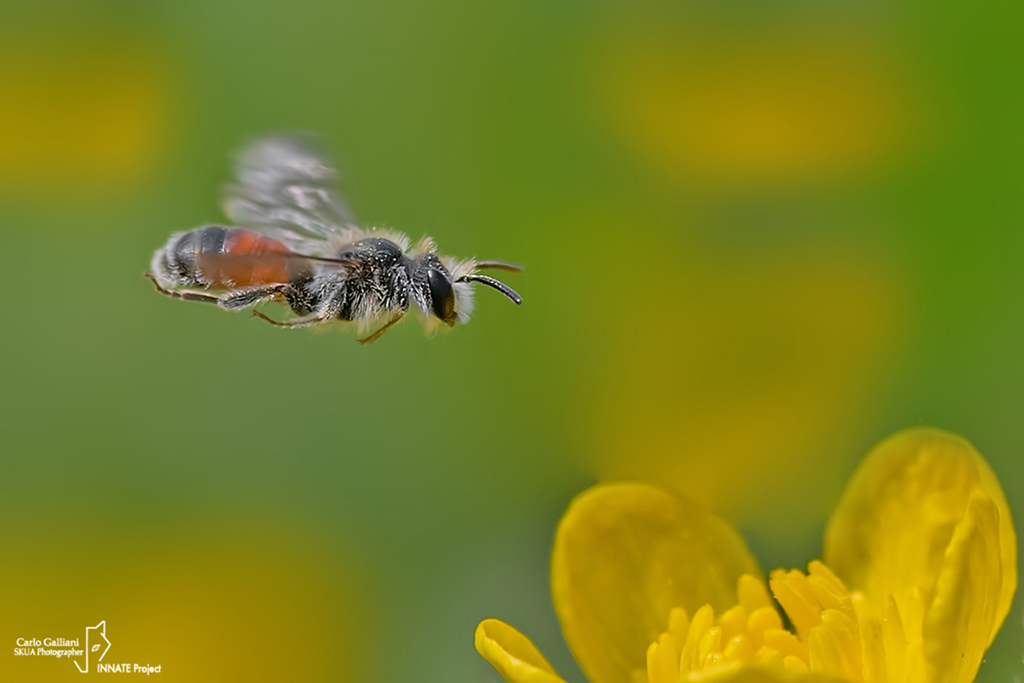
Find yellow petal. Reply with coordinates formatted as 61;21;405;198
823;428;1016;647
552;484;762;683
850;593;887;683
807;626;846;679
688;664;841;682
475;619;567;683
922;494;1003;683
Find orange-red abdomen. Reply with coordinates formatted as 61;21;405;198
193;227;299;288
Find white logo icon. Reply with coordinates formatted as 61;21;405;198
74;621;110;673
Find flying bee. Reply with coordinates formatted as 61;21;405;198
146;135;522;344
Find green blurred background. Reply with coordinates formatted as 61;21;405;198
1;0;1021;681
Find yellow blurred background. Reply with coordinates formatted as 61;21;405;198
0;1;1021;681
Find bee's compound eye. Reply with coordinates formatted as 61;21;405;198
427;268;456;324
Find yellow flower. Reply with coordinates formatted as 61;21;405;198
591;26;916;190
475;428;1016;683
0;28;174;203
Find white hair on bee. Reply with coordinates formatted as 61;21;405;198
150;232;185;289
445;257;477;324
312;313;394;335
353;311;392;334
410;235;437;257
326;226;411;255
350;300;382;332
418;311;444;335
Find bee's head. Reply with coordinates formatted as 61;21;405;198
415;254;523;327
414;254;459;326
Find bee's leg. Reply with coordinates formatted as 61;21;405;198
218;284;290;310
144;272;220;304
357;313;404;345
251;309;331;329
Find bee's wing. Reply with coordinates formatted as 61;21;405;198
221;135;357;255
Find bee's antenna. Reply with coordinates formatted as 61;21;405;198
457;274;523;305
475;260;524;273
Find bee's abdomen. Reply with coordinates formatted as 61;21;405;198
152;225;299;289
151;228;215;288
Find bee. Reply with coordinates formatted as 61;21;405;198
146;135;522;344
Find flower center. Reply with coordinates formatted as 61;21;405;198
645;561;916;682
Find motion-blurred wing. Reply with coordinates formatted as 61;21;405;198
222;135;357;254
